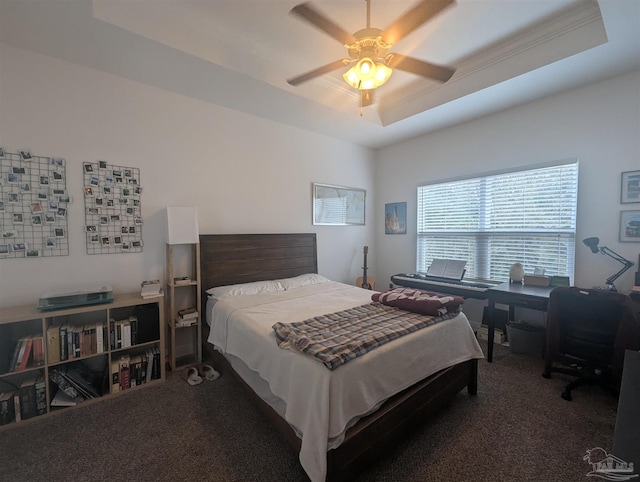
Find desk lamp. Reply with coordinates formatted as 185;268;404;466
582;237;634;291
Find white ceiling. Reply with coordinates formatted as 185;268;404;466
1;0;639;149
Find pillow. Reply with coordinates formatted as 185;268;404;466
206;279;284;299
278;273;330;290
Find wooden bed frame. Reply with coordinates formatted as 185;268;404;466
200;233;478;481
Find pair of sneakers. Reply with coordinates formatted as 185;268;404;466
181;363;220;386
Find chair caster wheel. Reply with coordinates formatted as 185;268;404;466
561;391;572;401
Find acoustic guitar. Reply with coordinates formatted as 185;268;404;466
356;246;375;290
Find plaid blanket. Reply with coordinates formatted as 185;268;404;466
272;302;459;370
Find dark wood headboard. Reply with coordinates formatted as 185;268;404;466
199;233;318;301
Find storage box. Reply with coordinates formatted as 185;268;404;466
506;321;545;354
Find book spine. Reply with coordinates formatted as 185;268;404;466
35;377;46;415
13;393;21;422
119;355;131;390
47;327;60;364
17;337;33;371
96;323;104;353
59;326;68;361
19;382;36;420
111;359;120;394
0;394;15;425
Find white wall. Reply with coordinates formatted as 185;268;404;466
0;44;376;307
375;71;640;303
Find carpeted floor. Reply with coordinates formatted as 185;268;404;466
0;340;618;481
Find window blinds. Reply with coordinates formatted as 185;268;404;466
417;160;578;283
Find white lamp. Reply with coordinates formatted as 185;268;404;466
166;206;199;245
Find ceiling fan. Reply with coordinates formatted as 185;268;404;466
287;0;457;109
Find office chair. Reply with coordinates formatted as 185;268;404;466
542;287;640;401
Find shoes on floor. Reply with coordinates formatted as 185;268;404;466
198;364;220;381
181;366;203;386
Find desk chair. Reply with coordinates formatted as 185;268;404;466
542;287;640;401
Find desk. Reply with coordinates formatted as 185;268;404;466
486;282;555;362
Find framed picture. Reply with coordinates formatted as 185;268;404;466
619;210;640;242
313;183;365;225
385;202;407;234
621;170;640;203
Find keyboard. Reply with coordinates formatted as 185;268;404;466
391;273;492;299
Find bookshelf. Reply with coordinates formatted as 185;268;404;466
0;293;165;428
166;242;202;370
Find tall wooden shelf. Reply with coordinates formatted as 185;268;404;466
0;293;165;429
166;243;202;370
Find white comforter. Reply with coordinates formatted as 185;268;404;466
207;281;484;482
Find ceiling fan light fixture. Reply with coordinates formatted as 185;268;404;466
343;57;392;90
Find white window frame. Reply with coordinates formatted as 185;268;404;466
416;159;578;284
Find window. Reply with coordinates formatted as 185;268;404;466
417;160;578;283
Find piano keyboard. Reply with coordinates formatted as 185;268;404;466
391;274;492;299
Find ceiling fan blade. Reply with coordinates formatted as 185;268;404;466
361;89;375;107
388;55;455;83
381;0;455;45
287;59;348;86
290;3;356;46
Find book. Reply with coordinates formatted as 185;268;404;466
119;354;131;390
141;279;162;297
8;338;25;372
32;336;45;367
46;326;61;364
110;359;120;394
13;393;21;422
49;368;85;404
141;289;163;299
62;365;101;399
178;308;198;320
50;389;77;407
34;375;46;415
19;376;37;420
17;337;34;371
173;276;191;286
96;322;104;353
0;392;15;425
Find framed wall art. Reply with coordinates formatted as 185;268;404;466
621;170;640;203
312;183;365;226
385;202;407;234
619;210;640;242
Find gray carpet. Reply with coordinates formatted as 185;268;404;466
0;341;618;481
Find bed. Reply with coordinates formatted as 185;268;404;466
200;233;483;482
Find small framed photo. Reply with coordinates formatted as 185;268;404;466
90;176;100;186
56;207;66;218
12;167;26;174
83;163;94;173
20;183;30;192
112;169;122;177
26;249;40;258
48;201;58;211
44;213;56;223
0;147;4;158
37;191;48;200
619;210;640;242
621;170;640;203
45;237;56;248
54;228;65;238
95;197;104;206
51;157;65;166
90;234;100;243
31;202;42;213
7;173;19;184
39;175;49;186
52;188;65;195
8;193;19;203
101;237;111;246
53;171;63;181
113;236;122;245
100;216;109;225
19;150;32;161
121;243;130;252
86;225;97;232
84;187;94;197
12;243;26;252
32;215;42;225
13;213;24;224
2;231;17;239
132;240;143;248
0;244;8;255
87;207;100;215
99;160;108;170
58;195;71;203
